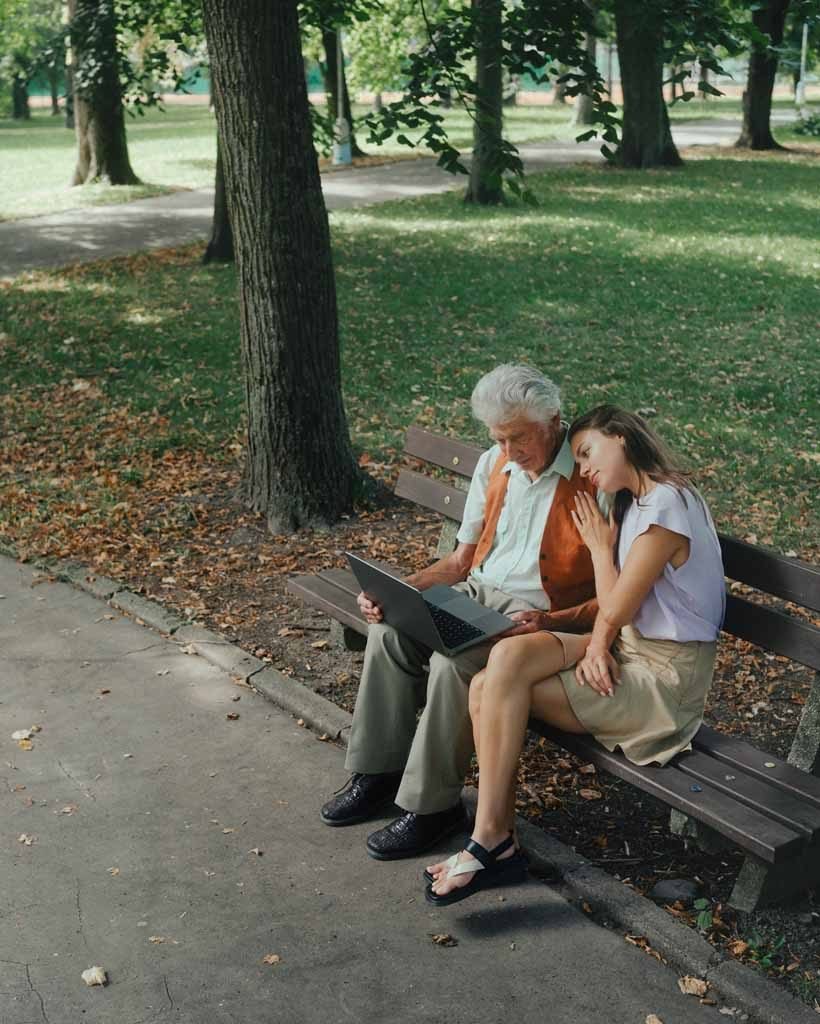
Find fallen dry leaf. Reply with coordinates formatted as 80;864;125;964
678;976;709;997
296;718;305;727
248;848;263;856
17;833;36;845
81;966;107;987
226;712;240;721
262;953;282;965
726;939;749;957
29;725;42;733
579;763;596;775
578;788;602;801
310;639;328;649
431;933;458;947
107;867;120;876
646;1015;664;1024
58;804;78;815
13;728;34;741
222;827;235;834
17;739;33;751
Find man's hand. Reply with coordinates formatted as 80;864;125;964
575;644;620;697
497;609;547;638
357;591;383;624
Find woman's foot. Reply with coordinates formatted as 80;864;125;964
428;830;517;899
424;829;522;885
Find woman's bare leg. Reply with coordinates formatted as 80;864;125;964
430;632;588;896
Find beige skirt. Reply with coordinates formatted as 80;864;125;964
554;624;717;767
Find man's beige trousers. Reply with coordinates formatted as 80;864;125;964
344;580;535;814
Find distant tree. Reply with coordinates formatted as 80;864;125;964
202;131;233;264
202;0;359;531
67;0;202;185
735;0;791;148
0;0;63;120
68;0;139;184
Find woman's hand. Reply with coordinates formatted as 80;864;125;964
571;492;617;557
575;644;620;697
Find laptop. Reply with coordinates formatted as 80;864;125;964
346;552;515;656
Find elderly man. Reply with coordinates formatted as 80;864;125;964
320;364;599;859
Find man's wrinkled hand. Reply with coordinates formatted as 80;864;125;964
497;609;546;639
357;591;383;624
575;646;620;697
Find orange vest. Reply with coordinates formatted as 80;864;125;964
471;453;597;612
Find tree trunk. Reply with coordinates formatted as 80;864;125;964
553;70;569;104
372;91;383;113
65;63;74;128
201;0;359;532
735;0;790;149
48;65;60;115
465;0;504;205
68;0;140;185
614;0;682;168
202;134;234;264
320;28;366;158
12;76;30;119
572;32;597;126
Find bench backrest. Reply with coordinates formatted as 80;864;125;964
397;427;820;672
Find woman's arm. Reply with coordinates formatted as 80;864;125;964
572;492;689;630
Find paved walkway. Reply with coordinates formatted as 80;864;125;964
0;555;725;1024
0;117;751;280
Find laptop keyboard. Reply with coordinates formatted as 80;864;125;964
424;602;485;649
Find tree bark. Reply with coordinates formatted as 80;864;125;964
64;63;75;128
201;0;359;532
320;28;366;158
465;0;504;205
68;0;139;185
735;0;790;150
12;76;30;119
202;134;234;264
48;65;60;115
571;32;597;126
614;0;682;168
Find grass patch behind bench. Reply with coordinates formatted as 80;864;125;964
0;148;817;569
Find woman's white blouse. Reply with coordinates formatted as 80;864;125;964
618;483;726;642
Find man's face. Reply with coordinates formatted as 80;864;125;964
489;414;561;476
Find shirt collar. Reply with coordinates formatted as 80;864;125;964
502;423;575;482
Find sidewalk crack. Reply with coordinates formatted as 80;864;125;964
25;964;50;1024
57;761;96;801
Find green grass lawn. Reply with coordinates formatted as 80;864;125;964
1;96;813;221
0;147;817;561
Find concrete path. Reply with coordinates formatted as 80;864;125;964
0;117;753;280
0;554;725;1024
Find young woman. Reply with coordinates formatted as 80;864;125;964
425;405;726;905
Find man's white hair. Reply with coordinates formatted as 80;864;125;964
470;364;561;429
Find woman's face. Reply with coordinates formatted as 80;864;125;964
571;428;631;493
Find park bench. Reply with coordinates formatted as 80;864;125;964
287;426;820;911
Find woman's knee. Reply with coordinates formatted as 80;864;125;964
468;670;486;716
486;636;530;678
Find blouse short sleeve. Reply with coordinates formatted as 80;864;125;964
619;483;725;642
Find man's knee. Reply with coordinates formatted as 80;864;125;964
427;651;473;696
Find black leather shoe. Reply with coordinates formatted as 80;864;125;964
366;803;468;860
320;772;403;827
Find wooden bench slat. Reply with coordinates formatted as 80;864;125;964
529;721;805;863
320;567;360;596
675;749;820;839
720;535;820;612
694;725;820;809
286;574;367;635
395;469;466;521
403;426;484;479
723;593;820;670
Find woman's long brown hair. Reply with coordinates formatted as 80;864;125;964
568;405;696;556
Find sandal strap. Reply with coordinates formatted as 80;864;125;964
464;833;514;870
446;854;485;879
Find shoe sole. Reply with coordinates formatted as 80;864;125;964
425;858;529;906
320;796;398;828
366;813;468;861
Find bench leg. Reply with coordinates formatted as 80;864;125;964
329;620;368;652
669;809;734;855
789;670;820;776
729;845;820;912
